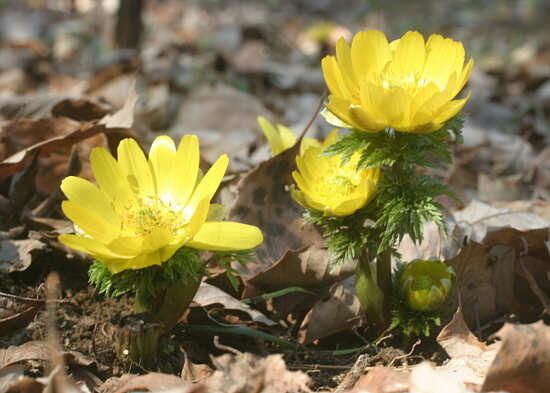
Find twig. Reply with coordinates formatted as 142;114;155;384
288;363;353;370
298;90;328;140
388;339;420;368
0;291;68;306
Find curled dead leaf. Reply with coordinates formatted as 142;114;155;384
481;321;550;393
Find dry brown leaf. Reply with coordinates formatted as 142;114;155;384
0;306;40;338
452;199;549;243
299;276;361;344
408;362;475;393
101;373;201;393
3;376;44;393
0;341;95;370
447;243;516;328
192;282;276;326
205;352;311;393
51;98;111;121
0;239;46;273
228;142;329;289
169;83;270;171
0;83;139;184
437;306;488;357
481;321;550;393
0;365;24;393
399;199;550;263
436;307;499;386
247;246;355;288
343;366;408;393
492;200;550;220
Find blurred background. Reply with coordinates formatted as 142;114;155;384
0;0;548;203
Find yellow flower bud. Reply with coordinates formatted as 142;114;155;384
400;259;455;312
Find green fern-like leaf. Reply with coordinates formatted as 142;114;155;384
322;114;464;170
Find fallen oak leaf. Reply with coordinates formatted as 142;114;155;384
205;352;311;393
191;282;276;327
0;341;96;370
299;276;362;344
228;141;323;281
0;239;46;273
481;321;550;393
101;373;202;393
0;307;40;338
0;81;139;181
436;306;499;387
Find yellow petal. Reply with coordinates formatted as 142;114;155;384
104;251;162;274
148;135;177;199
351;30;391;81
60;176;119;227
331;196;366;216
432;93;470;124
389;31;426;78
59;234;132;260
321;56;352;98
140;227;172;252
422;35;464;90
320;107;353;128
185;198;210;240
335;37;357;92
321;129;340;148
117;138;155;197
90;147;135;208
187;221;263;251
292;170;315;196
455;58;474;96
325;95;356;128
276;124;298;152
299;137;321;155
173;134;200;205
296;155;316;181
258;116;285;155
349;106;387;132
185;154;228;216
158;198;209;261
106;236;142;257
61;201;118;243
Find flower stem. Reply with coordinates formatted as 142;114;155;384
135;277;201;332
376;248;392;322
123;276;202;365
355;249;385;328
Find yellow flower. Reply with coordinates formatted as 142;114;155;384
322;30;473;133
59;135;263;274
257;116;318;156
291;130;380;217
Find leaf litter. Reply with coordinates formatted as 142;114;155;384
0;0;549;392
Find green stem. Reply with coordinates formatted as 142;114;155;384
376;248;392;323
124;276;202;365
135;277;201;333
355;249;385;328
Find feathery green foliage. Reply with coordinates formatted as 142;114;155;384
303;207;380;266
89;247;258;299
89;247;205;299
322;115;464;170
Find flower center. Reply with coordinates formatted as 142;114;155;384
121;195;187;236
411;275;433;291
312;162;360;203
